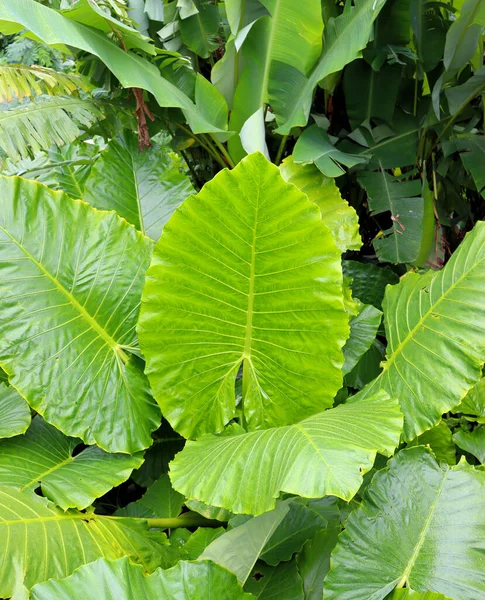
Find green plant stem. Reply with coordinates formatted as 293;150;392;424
174;122;227;169
210;134;235;168
143;511;224;529
275;134;288;165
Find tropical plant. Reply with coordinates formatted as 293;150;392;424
0;0;484;598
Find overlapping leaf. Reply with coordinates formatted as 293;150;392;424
279;156;361;252
0;382;30;438
0;487;169;598
138;152;348;438
0;416;143;509
0;0;227;133
170;390;402;515
28;557;253;600
83;131;194;241
116;474;185;519
0;176;160;453
363;221;485;440
325;447;485;599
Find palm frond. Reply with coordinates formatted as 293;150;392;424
0;95;103;161
0;64;90;103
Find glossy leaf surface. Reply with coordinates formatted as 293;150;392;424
325;447;485;599
170;390;402;515
0;487;169;597
0;416;142;509
139;152;348;438
363;221;485;440
29;557;253;600
0;382;30;438
0;176;160;453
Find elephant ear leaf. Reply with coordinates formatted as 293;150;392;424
0;176;160;454
325;447;485;600
28;557;253;600
363;221;485;440
138;152;349;439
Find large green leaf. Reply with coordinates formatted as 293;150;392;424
272;0;388;134
178;3;220;58
325;447;485;599
0;176;160;454
388;591;452;600
453;135;485;198
228;0;323;160
170;390;402;515
83;131;194;241
0;382;30;438
279;156;361;252
362;221;485;440
357;167;424;264
0;487;169;597
138;152;348;438
200;501;290;584
0;96;102;162
454;377;485;419
0;0;227;133
0;416;142;510
28;557;253;600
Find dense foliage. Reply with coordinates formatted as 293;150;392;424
0;0;484;598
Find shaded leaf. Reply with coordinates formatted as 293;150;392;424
453;426;485;463
0;415;143;510
84;131;194;241
273;0;388;133
138;152;348;438
179;3;220;58
116;473;185;519
170;390;402;515
245;560;304;599
0;0;227;133
343;303;382;376
200;501;290;584
297;527;340;600
0;176;160;453
357;168;423;263
342;261;399;309
325;447;485;599
408;421;456;466
453;378;485;419
293;125;367;177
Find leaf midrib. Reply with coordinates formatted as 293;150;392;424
0;225;129;363
20;455;73;491
395;469;448;588
382;252;485;372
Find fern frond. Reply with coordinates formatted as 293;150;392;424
0;96;103;161
0;64;90;103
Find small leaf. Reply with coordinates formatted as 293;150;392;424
297;527;340;600
245;560;304;600
279;156;361;252
83;131;194;241
115;473;185;519
453;426;485;463
342;261;399;309
408;421;456;466
0;382;30;439
343;303;382;376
